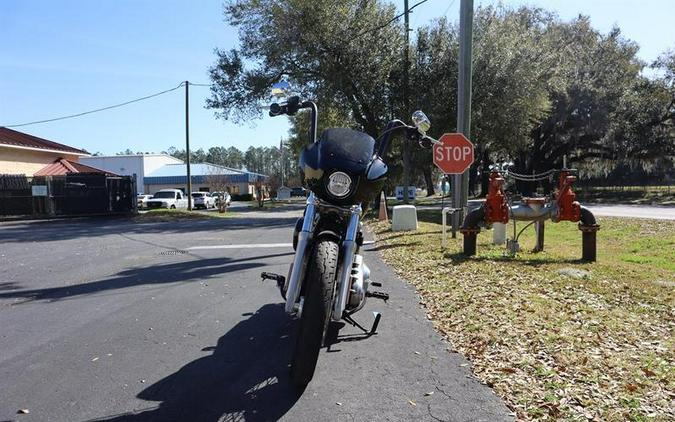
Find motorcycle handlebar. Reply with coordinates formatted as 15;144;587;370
377;121;438;156
268;102;286;117
268;96;316;117
268;96;319;143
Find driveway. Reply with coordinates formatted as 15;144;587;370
583;203;675;220
414;200;675;220
0;212;510;421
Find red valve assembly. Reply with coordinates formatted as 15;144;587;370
555;170;581;222
484;170;509;224
459;165;599;261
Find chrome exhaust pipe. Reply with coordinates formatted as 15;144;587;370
284;193;318;314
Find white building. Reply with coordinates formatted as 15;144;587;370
80;154;183;193
144;163;268;199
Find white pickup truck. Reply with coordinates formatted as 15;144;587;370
145;189;189;209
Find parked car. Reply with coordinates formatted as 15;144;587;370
137;194;153;209
290;187;306;197
145;189;188;209
211;192;232;208
191;192;215;209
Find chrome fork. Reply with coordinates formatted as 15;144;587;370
284;193;318;314
332;204;362;321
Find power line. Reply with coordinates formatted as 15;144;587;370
356;0;431;38
442;0;457;17
3;0;434;130
2;82;186;128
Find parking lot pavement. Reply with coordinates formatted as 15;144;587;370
0;212;511;421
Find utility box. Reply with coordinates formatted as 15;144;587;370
392;205;418;231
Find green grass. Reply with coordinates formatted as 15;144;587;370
369;216;674;421
135;208;238;221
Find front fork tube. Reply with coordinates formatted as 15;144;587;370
284;193;318;314
332;204;362;321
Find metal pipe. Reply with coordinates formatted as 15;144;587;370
284;193;317;313
463;232;478;255
460;205;485;230
460;206;484;256
509;203;555;221
305;102;318;143
581;230;597;261
332;204;362;321
579;206;599;262
579;206;597;225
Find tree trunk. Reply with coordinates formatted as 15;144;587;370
423;168;435;196
469;164;478;198
479;147;492;197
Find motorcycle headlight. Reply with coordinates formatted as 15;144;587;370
327;171;352;198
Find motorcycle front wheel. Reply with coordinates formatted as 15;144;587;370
290;237;339;388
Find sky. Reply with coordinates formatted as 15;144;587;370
1;0;673;156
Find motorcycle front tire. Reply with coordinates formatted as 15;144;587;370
290;237;339;388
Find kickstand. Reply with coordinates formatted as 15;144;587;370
343;311;381;337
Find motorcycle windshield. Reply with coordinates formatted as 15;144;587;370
313;128;375;175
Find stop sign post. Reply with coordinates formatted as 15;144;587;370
433;133;474;174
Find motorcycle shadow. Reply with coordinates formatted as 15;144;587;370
95;303;300;422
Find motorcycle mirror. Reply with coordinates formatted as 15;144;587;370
412;110;431;135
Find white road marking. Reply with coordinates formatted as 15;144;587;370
187;243;292;250
186;240;375;251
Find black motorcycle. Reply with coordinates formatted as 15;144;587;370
261;96;436;388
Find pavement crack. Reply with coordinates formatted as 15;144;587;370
427;402;448;422
434;384;454;400
429;365;455;402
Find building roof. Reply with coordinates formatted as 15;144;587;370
83;154;183;160
34;158;118;176
146;163;242;177
144;162;268;185
0;127;89;155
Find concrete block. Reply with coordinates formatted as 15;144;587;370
392;205;418;231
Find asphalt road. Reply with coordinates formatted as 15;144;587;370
417;200;675;220
582;204;675;220
0;210;511;422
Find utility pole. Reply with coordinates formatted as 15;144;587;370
402;0;411;204
185;81;192;210
452;0;474;233
280;138;284;187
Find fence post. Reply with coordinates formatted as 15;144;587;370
46;176;53;216
132;175;138;214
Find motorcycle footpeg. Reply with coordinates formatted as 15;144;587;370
366;290;389;303
260;272;285;287
370;281;382;287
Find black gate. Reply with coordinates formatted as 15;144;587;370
0;174;136;217
0;175;32;215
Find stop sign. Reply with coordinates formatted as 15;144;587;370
433;133;474;174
